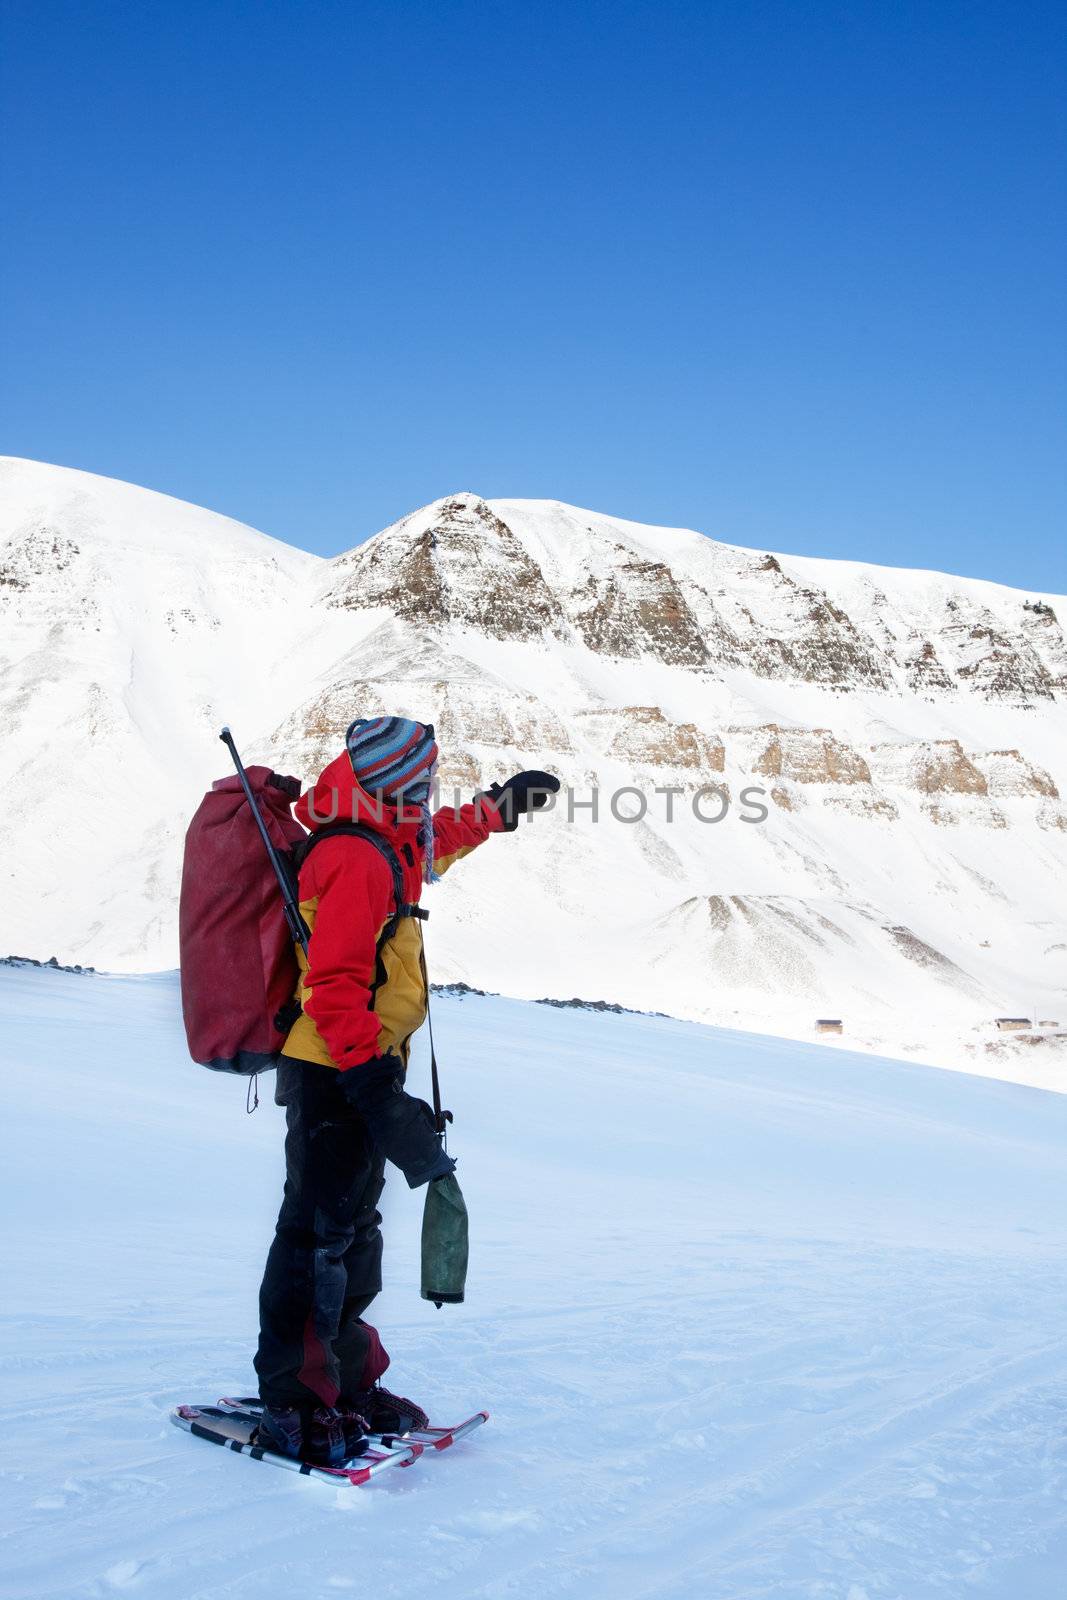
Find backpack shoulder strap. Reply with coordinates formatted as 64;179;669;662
292;823;424;942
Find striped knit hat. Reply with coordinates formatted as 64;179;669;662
345;716;440;883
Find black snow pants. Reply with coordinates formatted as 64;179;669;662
255;1057;391;1408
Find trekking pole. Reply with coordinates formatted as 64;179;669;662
417;933;452;1142
219;727;310;957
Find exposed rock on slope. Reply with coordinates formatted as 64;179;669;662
609;707;725;773
322;496;563;641
869;740;988;796
736;725;872;786
972;749;1059;799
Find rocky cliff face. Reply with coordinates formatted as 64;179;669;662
322;496;563;641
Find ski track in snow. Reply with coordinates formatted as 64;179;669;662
3;968;1067;1599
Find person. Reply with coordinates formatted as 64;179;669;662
254;715;558;1464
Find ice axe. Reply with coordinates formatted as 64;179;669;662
219;726;309;956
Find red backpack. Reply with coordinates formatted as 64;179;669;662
179;766;307;1074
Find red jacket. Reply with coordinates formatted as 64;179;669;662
282;753;504;1070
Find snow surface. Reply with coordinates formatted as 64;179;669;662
4;964;1067;1599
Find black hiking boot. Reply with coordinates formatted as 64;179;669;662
344;1384;429;1434
256;1404;347;1466
337;1406;371;1458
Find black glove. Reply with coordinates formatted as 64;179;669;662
478;770;561;832
338;1054;456;1189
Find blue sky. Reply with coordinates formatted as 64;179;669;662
1;0;1064;589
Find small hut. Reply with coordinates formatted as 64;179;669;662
816;1019;843;1035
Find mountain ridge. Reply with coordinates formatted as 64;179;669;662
1;457;1064;1084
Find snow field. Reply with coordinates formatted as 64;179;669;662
3;967;1067;1597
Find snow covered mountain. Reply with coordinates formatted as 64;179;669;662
1;456;1065;1079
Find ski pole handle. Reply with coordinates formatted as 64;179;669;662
219;727;310;957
